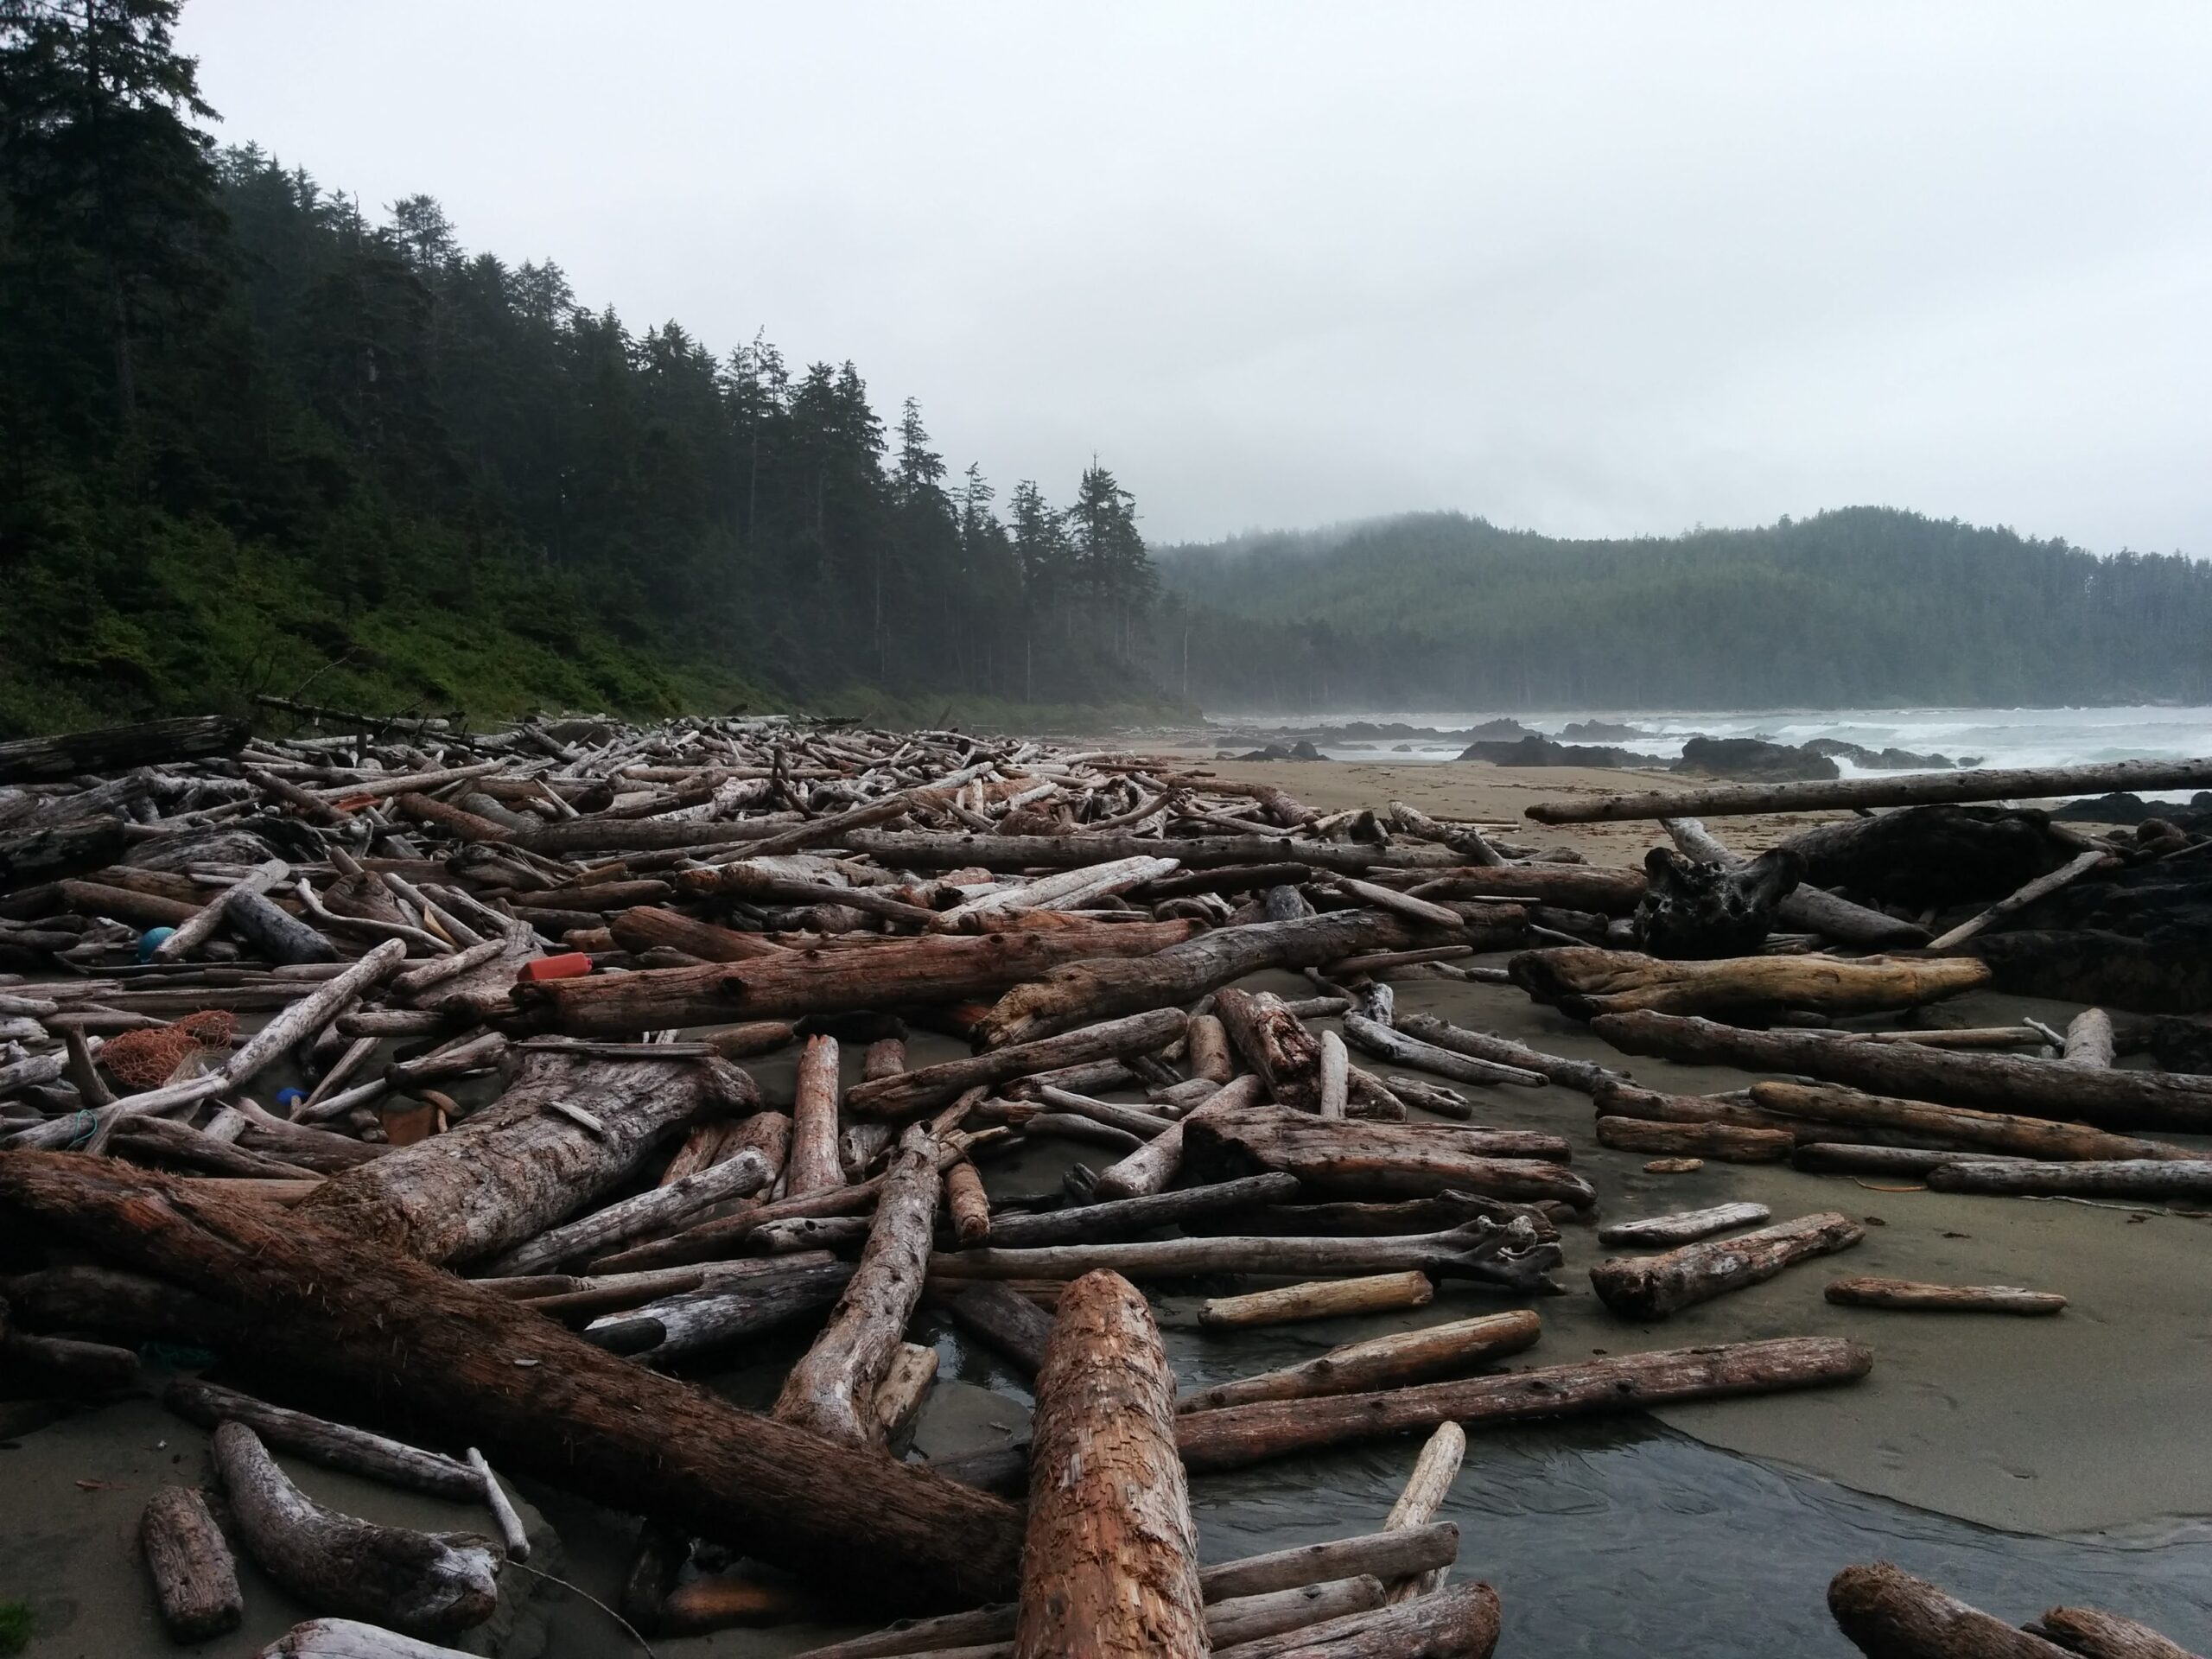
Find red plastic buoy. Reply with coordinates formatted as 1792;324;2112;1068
518;951;592;982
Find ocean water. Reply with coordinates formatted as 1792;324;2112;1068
1217;705;2212;785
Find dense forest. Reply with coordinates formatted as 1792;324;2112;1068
1154;509;2212;711
0;0;1163;735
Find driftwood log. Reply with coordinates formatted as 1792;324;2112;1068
1211;1580;1501;1659
1198;1271;1435;1329
1177;1336;1872;1471
1747;1082;2194;1163
1513;946;1988;1020
847;1008;1187;1118
1826;1278;2067;1315
1926;1160;2212;1200
1634;845;1802;958
166;1378;481;1498
1598;1202;1771;1248
141;1484;245;1641
1178;1310;1542;1412
1180;1102;1597;1209
1595;1117;1795;1162
1015;1270;1207;1659
1590;1211;1864;1319
1828;1562;2074;1659
2029;1606;2205;1659
0;1154;1023;1611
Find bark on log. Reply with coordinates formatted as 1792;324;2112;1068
1179;1310;1541;1411
2029;1607;2205;1659
520;921;1197;1037
1512;946;1989;1020
1826;1277;2067;1315
982;1173;1301;1249
790;1033;846;1194
1827;1562;2074;1659
1341;1011;1546;1088
1529;755;2212;823
1217;988;1325;1109
946;1281;1056;1376
774;1124;942;1447
1210;1580;1501;1659
1595;1116;1796;1162
0;1154;1023;1610
1598;1202;1772;1248
1180;1103;1597;1209
140;1484;245;1641
1014;1269;1206;1659
1178;1334;1871;1471
849;1009;1186;1118
1590;1012;2212;1135
1748;1081;2194;1163
1198;1271;1434;1329
298;1052;749;1264
1590;1211;1865;1319
1394;1012;1621;1094
215;1421;501;1639
0;715;248;783
166;1377;480;1498
975;911;1443;1049
1926;1159;2212;1199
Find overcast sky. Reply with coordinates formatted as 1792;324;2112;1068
176;3;2211;554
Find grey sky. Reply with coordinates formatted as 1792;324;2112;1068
177;2;2212;554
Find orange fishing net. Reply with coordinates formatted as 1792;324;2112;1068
101;1010;239;1090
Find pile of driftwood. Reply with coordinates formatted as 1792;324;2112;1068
0;715;2207;1656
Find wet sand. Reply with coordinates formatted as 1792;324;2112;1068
5;759;2207;1654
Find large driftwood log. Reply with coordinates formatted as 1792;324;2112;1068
2029;1606;2205;1659
1598;1203;1771;1248
298;1052;750;1264
789;1033;846;1194
1635;845;1802;958
930;1218;1545;1285
1590;1012;2212;1134
1216;988;1325;1109
1211;1580;1501;1659
0;715;248;782
982;1173;1301;1248
1199;1271;1435;1328
1662;816;1930;947
1179;1310;1541;1411
514;922;1197;1036
773;1124;942;1447
1749;1082;2195;1163
214;1421;501;1640
0;1155;1023;1611
1403;862;1648;913
1926;1160;2212;1200
1527;755;2212;823
1589;1211;1864;1319
1826;1278;2067;1315
1175;1335;1872;1471
848;1008;1187;1118
975;911;1462;1048
1512;946;1989;1020
1014;1270;1206;1659
141;1484;245;1641
0;816;130;894
1092;1075;1267;1200
483;1141;776;1276
1594;1116;1796;1162
1180;1102;1597;1209
1828;1562;2073;1659
846;829;1468;874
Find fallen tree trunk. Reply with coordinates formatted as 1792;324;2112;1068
1589;1211;1864;1319
1828;1562;2074;1659
1594;1117;1796;1162
1511;947;1989;1020
1926;1159;2212;1200
0;715;248;783
1748;1081;2196;1163
930;1217;1543;1285
1217;988;1325;1109
1825;1277;2067;1315
1528;755;2212;823
299;1052;752;1264
1180;1103;1597;1209
1015;1269;1206;1659
214;1421;502;1640
517;921;1198;1036
1176;1334;1871;1471
141;1484;245;1642
0;1154;1023;1611
848;1008;1187;1118
1634;845;1802;959
974;911;1451;1048
773;1124;942;1448
1177;1310;1541;1412
1589;1012;2212;1134
789;1033;846;1194
0;816;130;895
1211;1581;1500;1659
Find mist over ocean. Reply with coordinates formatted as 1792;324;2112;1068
1214;704;2212;780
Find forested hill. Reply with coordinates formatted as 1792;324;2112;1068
1153;509;2212;710
0;3;1161;736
